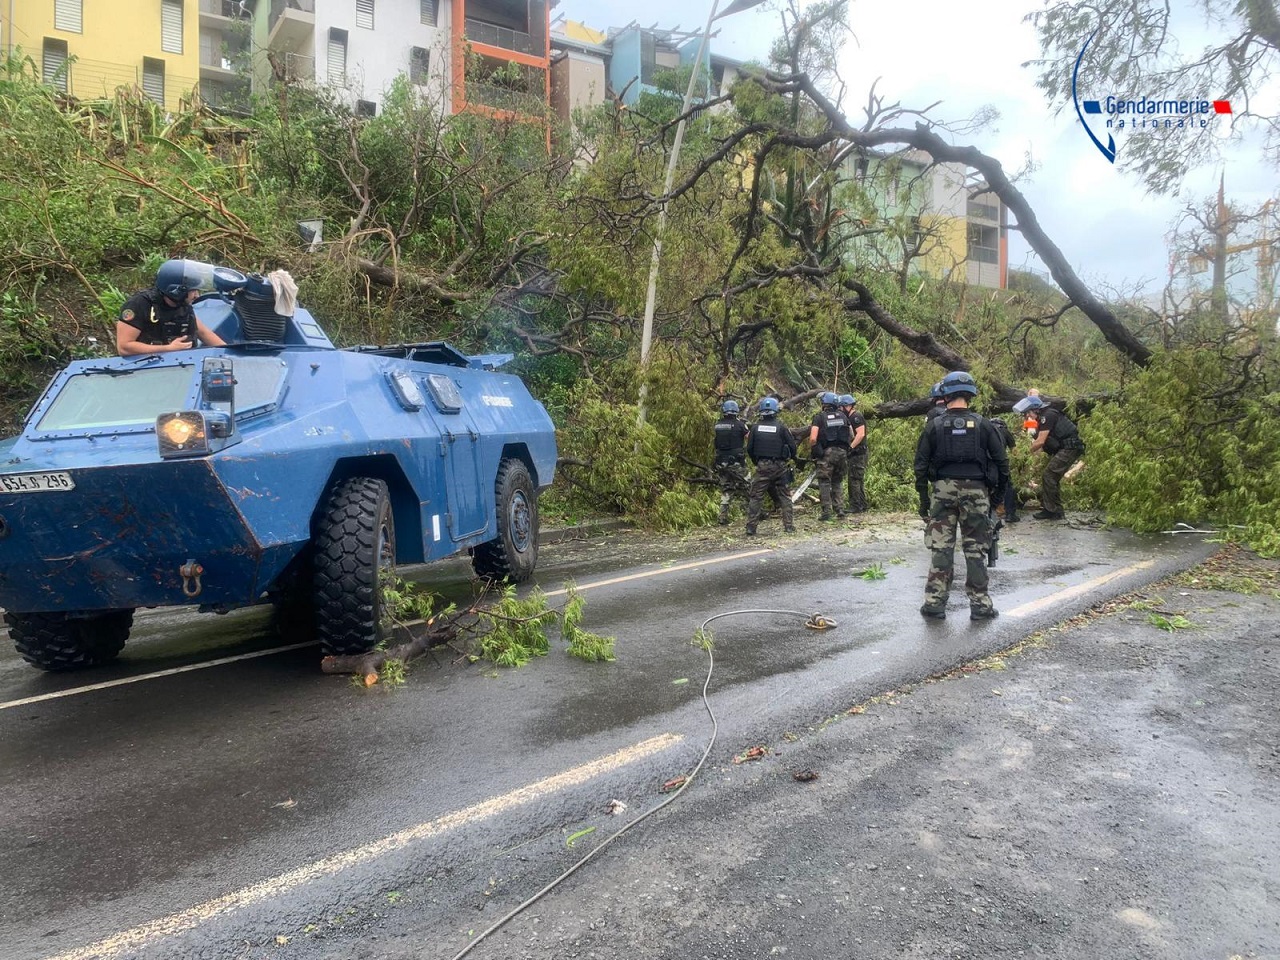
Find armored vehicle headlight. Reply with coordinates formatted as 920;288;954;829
157;412;210;458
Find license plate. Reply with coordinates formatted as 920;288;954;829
0;471;76;494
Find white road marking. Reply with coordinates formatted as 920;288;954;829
0;643;316;712
1004;559;1157;618
542;548;774;598
41;733;684;960
2;549;773;711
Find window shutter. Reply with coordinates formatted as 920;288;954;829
54;0;83;33
355;0;374;29
142;58;166;103
420;0;437;26
328;29;347;80
42;39;69;91
161;0;184;54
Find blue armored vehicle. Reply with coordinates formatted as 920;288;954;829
0;261;558;670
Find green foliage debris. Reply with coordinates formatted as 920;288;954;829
561;582;616;662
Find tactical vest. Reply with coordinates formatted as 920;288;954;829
1040;411;1081;455
930;413;988;481
848;412;868;455
818;410;851;449
750;420;788;460
129;290;197;345
713;417;746;460
992;417;1015;450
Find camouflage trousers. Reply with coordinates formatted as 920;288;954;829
714;459;749;523
816;446;849;517
746;460;794;531
922;478;995;613
1040;447;1081;515
846;451;868;513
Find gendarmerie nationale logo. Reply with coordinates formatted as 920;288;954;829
1072;27;1232;165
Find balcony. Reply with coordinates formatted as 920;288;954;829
463;54;546;116
966;199;1000;223
199;0;245;29
269;0;315;54
199;54;239;82
465;80;546;116
199;77;252;114
465;18;538;57
273;51;315;82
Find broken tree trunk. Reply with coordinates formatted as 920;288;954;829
320;621;456;686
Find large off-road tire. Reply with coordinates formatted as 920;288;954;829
471;458;539;583
312;477;395;656
6;610;133;672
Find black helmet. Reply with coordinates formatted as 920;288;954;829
155;259;219;302
155;259;193;301
938;370;978;398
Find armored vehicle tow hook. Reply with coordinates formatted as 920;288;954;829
179;560;204;598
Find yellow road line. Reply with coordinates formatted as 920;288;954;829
543;548;773;598
42;733;684;960
0;643;316;712
1004;559;1157;618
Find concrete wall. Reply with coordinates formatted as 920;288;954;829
315;0;452;111
550;47;606;128
607;27;641;104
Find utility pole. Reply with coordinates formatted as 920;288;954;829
1211;172;1229;325
635;0;765;432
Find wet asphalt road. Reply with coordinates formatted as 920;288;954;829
0;517;1215;960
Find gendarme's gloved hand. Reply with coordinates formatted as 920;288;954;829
918;496;930;520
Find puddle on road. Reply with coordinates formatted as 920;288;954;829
527;618;853;745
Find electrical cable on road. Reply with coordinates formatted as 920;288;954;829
447;608;837;960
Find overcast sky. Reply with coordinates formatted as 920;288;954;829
553;0;1276;295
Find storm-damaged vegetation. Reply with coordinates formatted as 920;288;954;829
321;575;615;687
1;0;1277;553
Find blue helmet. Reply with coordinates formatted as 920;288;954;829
840;394;855;406
1013;394;1045;413
820;391;839;407
929;381;943;400
721;400;740;416
758;397;780;415
938;370;978;398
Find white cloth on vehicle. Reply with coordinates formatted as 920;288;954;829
269;269;298;317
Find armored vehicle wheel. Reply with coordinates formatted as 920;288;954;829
313;477;396;656
472;458;538;583
5;610;133;672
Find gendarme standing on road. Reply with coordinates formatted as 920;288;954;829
712;400;750;526
745;397;798;536
808;391;851;521
914;371;1009;621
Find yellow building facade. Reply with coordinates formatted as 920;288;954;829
5;0;200;111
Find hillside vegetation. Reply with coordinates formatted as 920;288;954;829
1;54;1276;553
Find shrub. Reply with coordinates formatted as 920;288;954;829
1077;348;1280;556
